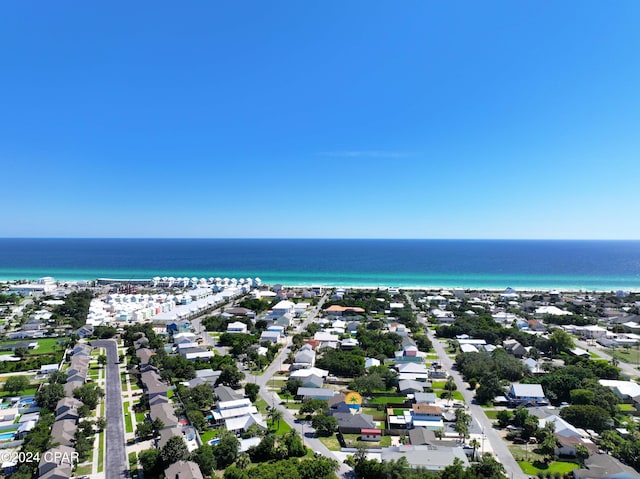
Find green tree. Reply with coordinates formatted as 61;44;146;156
283;430;306;457
549;329;574;355
35;382;64;410
268;408;283;431
560;405;611;432
539;432;558;463
350;373;385;396
311;415;337;436
218;365;244;388
212;430;239;468
3;375;29;393
136;421;154;439
139;449;162;478
190;383;214;409
160;435;190;465
191;444;216;477
245;383;260;403
496;410;512;428
575;444;590;464
97;354;107;366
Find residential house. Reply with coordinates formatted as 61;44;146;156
55;398;82;422
164;460;204;479
398;379;430;394
296;387;337;401
332;412;376;434
381;445;469;471
38;445;75;479
411;404;443;430
573;453;640;479
361;429;383;441
509;383;548;406
503;339;527;358
50;419;76;447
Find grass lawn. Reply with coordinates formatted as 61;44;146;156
200;429;219;443
431;381;446;389
75;464;92;475
123;402;133;433
255;399;269;414
128;451;138;471
483;410;502;419
368;396;407;405
282;402;301;410
606;348;640;365
97;432;105;473
438;391;464;401
318;434;341;451
0;387;37;398
618;403;636;412
130;382;140;391
135;412;146;424
167;389;174;399
270;419;291;436
0;337;62;355
518;461;580;475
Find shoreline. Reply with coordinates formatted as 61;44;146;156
1;275;637;294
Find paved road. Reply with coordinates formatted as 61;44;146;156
254;294;354;478
405;293;529;479
572;338;640;379
93;339;128;479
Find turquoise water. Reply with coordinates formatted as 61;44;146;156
0;432;15;441
1;238;640;290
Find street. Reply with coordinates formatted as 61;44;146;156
93;339;128;479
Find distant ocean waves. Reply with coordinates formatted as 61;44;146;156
0;238;639;290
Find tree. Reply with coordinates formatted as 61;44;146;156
212;430;239;468
283;430;306;457
538;432;558;463
575;444;590;464
189;384;214;409
187;409;206;431
268;408;282;431
96;417;107;431
350;373;385;396
191;444;216;477
469;438;480;461
160;435;190;465
136;421;154;439
3;375;29;394
311;415;337;436
73;384;103;410
560;405;612;432
218;365;244;388
245;383;260;403
496;410;512;428
475;374;502;405
549;329;574;355
97;354;107;366
139;449;162;478
35;382;64;410
14;347;28;358
235;452;251;470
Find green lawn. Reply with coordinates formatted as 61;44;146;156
0;337;62;355
0;387;37;398
270;419;291;436
318;434;341;451
518;461;580;475
128;451;138;473
438;391;464;401
75;464;92;475
135;412;146;424
618;403;636;412
97;432;105;472
167;389;174;399
368;396;407;405
200;429;220;443
606;348;640;365
123;402;133;433
483;410;500;419
431;381;446;389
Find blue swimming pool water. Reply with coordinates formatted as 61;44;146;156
0;432;15;441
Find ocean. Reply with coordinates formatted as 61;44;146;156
1;238;640;290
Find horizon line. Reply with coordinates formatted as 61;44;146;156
1;237;640;241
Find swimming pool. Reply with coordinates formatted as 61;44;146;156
207;438;220;446
0;432;15;441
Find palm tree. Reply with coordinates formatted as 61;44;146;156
236;453;251;470
469;438;480;461
446;376;456;405
269;408;282;431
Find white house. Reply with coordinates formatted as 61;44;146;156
509;383;548;405
226;322;248;334
271;300;295;317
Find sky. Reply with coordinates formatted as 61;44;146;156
1;1;639;239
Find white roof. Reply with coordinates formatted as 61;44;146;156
272;300;295;310
535;306;571;316
290;367;328;378
460;344;479;353
599;380;640;398
313;332;340;342
539;415;584;438
510;383;545;398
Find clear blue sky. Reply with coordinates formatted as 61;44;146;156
1;1;639;239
